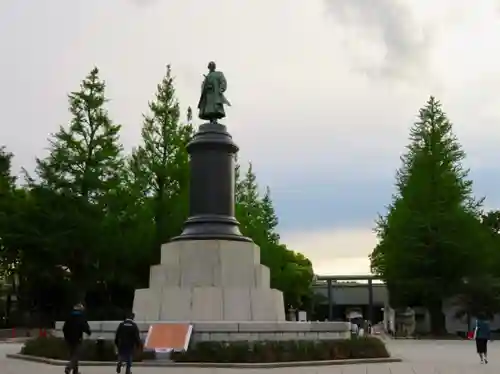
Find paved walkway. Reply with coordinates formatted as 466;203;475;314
3;339;500;373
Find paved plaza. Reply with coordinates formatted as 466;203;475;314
3;339;500;373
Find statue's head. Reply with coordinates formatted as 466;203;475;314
208;61;216;71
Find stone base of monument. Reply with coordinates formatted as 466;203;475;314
53;321;351;342
52;239;351;343
132;239;285;321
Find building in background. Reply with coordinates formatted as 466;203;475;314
311;277;500;335
311;278;386;324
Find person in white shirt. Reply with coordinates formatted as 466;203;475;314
351;321;359;336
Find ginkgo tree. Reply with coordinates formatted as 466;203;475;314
371;97;491;334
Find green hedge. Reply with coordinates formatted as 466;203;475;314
20;336;155;362
171;337;389;363
21;336;389;363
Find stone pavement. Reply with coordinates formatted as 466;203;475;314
3;339;500;373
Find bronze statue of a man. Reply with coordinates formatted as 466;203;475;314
198;61;231;122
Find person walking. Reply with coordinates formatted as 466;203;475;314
474;313;491;364
62;303;91;374
114;312;142;374
350;319;359;337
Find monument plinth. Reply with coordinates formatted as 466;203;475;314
171;122;251;242
132;61;285;321
133;239;285;321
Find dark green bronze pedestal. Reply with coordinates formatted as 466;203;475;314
171;122;251;242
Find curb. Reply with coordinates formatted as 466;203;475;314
7;353;402;368
0;338;31;344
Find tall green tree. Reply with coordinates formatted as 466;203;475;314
235;163;313;309
30;67;126;302
259;187;280;245
370;96;488;334
236;163;264;241
34;67;124;200
130;65;193;263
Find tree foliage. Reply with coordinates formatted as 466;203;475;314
452;210;500;320
39;68;125;298
33;67;124;201
130;65;194;261
236;163;314;309
453;274;500;320
370;96;491;333
0;147;17;275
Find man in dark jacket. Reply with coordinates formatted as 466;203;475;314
114;312;141;374
63;303;91;374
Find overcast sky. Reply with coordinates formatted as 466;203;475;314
2;0;500;275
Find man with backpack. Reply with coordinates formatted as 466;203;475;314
114;312;142;374
63;303;91;374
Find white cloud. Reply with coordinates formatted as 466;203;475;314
323;0;431;80
282;227;377;275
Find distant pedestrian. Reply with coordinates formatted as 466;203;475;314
114;312;141;374
474;313;491;364
63;303;91;374
350;320;359;336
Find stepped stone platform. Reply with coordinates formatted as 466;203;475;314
53;239;351;342
54;240;351;343
132;239;285;321
54;321;351;342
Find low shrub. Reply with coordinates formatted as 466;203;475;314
20;336;155;362
170;337;390;363
21;336;389;363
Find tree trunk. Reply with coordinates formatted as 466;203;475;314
428;301;446;335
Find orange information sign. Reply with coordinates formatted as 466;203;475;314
144;323;192;352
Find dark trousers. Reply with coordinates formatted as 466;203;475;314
118;347;133;374
476;338;488;354
66;342;82;373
